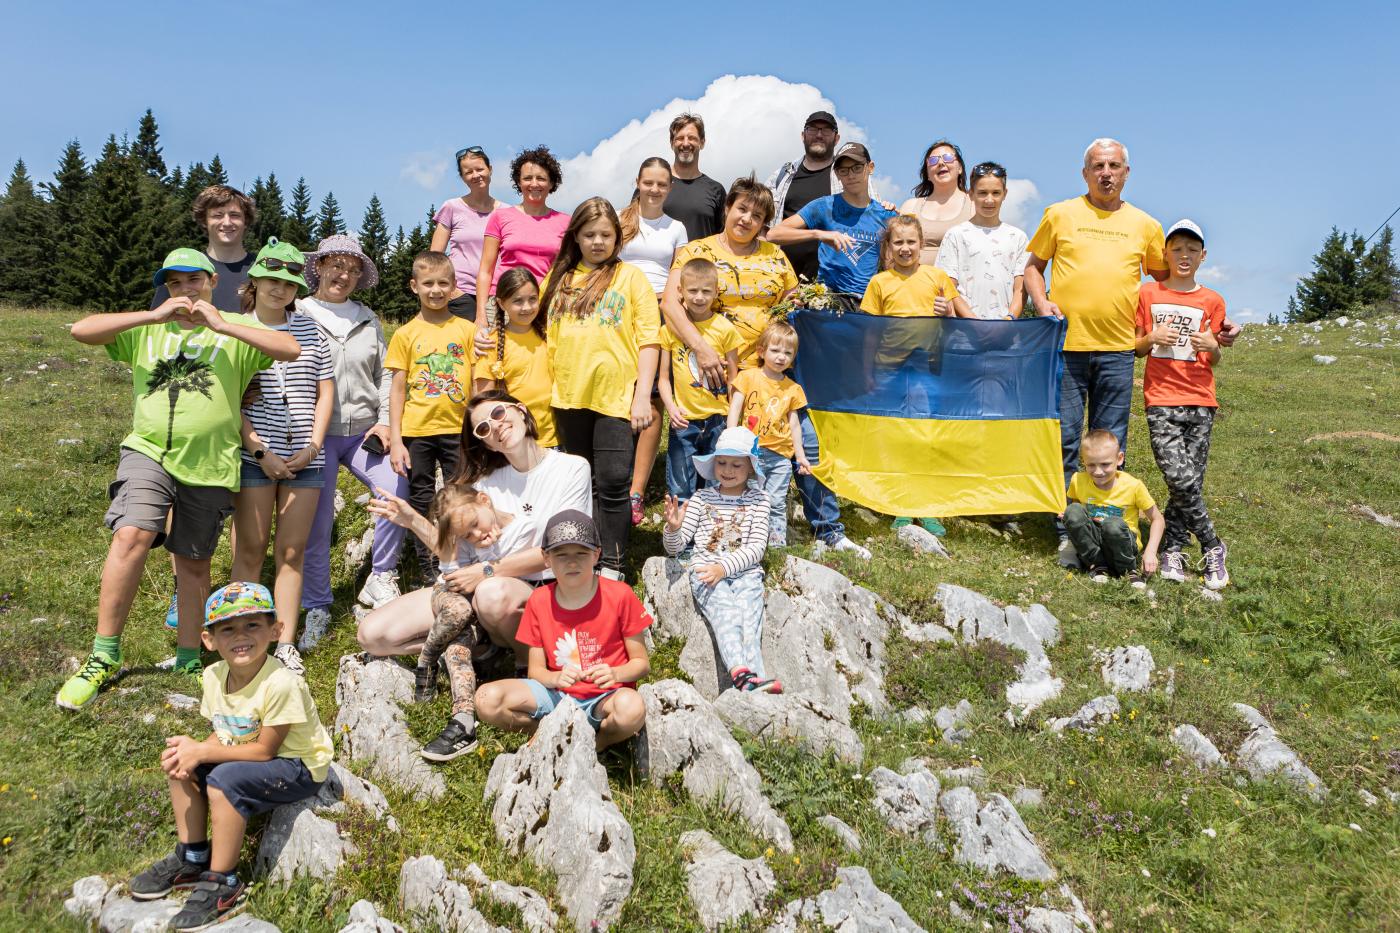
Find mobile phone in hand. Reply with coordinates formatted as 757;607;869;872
361;434;387;456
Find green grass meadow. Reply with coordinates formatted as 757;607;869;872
0;308;1396;930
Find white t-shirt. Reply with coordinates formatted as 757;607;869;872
457;449;593;580
935;221;1029;320
618;214;688;293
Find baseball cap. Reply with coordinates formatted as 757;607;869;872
834;142;871;165
153;248;216;288
804;110;837;129
204;581;275;628
542;509;601;551
1165;219;1205;245
248;237;310;297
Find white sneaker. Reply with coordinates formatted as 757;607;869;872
299;607;332;652
273;643;306;677
358;570;401;609
1159;551;1188;583
830;536;871;560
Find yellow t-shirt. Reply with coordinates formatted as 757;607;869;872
200;656;334;782
385;315;478;436
660;314;743;419
732;367;807;458
860;266;960;317
1027;196;1166;352
473;327;556;447
545;262;661;419
673;237;799;369
1067;470;1157;548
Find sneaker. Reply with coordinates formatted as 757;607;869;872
829;536;871;560
174;657;204;690
750;677;783;694
1088;567;1110;584
358;570;401;609
629;493;644;526
1056;537;1082;569
164;590;179;630
1202;542;1230;590
56;652;122;710
413;662;438;703
129;851;205;900
916;517;946;536
273;643;305;677
170;870;247;932
421;719;478;762
729;667;755;691
299;607;332;652
1160;550;1188;583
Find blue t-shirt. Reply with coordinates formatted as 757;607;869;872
797;195;896;296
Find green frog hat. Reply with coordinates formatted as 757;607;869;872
248;237;310;297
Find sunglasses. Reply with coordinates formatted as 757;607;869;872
971;165;1008;180
455;146;487;162
258;257;305;275
471;403;521;438
927;153;959;166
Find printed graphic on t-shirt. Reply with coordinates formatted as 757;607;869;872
676;347;728;399
554;627;607;671
742;389;788;439
702;502;749;552
412;343;468;404
212;712;260;744
1149;303;1205;361
1085;500;1126;521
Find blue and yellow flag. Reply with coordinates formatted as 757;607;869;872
791;311;1067;517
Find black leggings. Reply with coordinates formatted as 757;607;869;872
552;407;634;573
406;434;461;583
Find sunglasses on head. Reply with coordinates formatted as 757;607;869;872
258;257;304;275
971;165;1008;180
927;153;959;166
455;146;486;162
471;403;520;438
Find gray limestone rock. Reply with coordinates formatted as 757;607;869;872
1024;885;1097;932
767;866;926;933
1232;703;1328;801
939;766;987;789
257;760;401;883
1099;645;1155;693
64;875;114;922
940;786;1055;881
898;706;930;724
1312;354;1337;364
680;829;777;931
484;702;634;929
1012;786;1045;808
457;863;559;933
399;855;507;933
938;585;1064;715
713;688;864;763
817;814;862;852
345;527;375;571
868;765;940;844
640;556;703;642
935;699;974;744
339;900;406;933
335;654;446;799
637;680;793;851
68;876;279;932
1352;504;1399;528
1170;724;1226;771
896;523;951;558
164;692;198;710
1048;695;1119;734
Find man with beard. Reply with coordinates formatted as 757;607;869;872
766;111;845;282
663;113;726;240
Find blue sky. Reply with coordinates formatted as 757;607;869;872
5;0;1398;321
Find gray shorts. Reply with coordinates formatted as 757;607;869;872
104;448;234;559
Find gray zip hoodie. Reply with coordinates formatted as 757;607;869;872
294;296;392;436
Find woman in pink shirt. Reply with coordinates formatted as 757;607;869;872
474;146;571;329
430;146;502;320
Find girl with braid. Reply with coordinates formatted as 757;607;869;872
473;268;555;447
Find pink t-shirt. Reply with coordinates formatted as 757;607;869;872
484;206;571;295
433;198;498;294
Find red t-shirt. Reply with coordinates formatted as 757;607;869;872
1135;282;1226;408
516;578;653;699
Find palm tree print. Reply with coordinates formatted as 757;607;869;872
143;355;214;461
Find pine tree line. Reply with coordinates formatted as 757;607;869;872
1286;226;1399;323
0;109;432;320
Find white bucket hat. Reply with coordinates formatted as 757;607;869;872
693;426;766;483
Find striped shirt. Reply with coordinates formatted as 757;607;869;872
241;313;333;466
662;486;769;578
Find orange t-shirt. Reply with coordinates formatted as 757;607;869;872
1134;282;1225;408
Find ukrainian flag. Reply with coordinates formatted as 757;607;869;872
791;311;1067;517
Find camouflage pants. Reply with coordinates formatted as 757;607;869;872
1146;405;1220;553
425;584;483;717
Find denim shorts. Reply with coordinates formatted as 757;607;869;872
526;679;617;730
194;757;323;819
239;461;326;489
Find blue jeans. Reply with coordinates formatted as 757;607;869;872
795;409;844;543
756;448;793;545
665;414;727;500
1059;350;1134;485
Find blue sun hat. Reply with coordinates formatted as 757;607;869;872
694;426;766;483
204;581;275;628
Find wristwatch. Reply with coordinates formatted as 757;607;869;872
481;562;495;578
253;447;268;461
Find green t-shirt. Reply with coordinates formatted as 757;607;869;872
107;317;274;489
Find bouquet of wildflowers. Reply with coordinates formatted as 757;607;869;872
769;277;839;318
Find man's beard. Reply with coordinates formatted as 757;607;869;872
675;149;697;165
805;140;832;161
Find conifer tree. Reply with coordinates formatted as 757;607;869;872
207;154;229;186
379;217;432;321
1286;227;1394;322
0;160;56;305
132;109;167;182
359;194;391;308
74;136;164;309
250;172;286;249
43;141;90;306
315;191;345;241
283;177;313;248
1358;226;1398;311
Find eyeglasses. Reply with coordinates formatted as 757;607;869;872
834;162;868;177
803;124;836;134
927;153;959;166
322;258;362;275
258;257;304;275
455;146;486;162
470;403;521;438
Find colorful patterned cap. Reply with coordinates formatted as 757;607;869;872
542;509;601;551
204;581;275;628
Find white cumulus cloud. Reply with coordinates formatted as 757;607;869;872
1196;265;1228;284
401;151;448;191
1002;179;1041;232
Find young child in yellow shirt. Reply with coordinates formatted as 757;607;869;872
1062;430;1165;581
473;267;555;447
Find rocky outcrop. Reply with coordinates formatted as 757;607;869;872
935;699;974;744
817;814;862;852
939;786;1055;881
1047;695;1119;734
339;900;406;933
938;585;1064;715
896;523;950;558
1024;885;1097;932
868;763;940;844
637;679;793;851
767;866;925;933
713;689;864;764
65;876;280;932
456;864;559;933
1233;703;1328;801
399;855;508;932
256;762;397;884
1099;646;1155;692
335;654;446;799
484;702;634;930
680;830;777;931
1170;724;1226;771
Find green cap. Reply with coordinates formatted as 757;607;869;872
153;248;216;288
248;237;310;297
